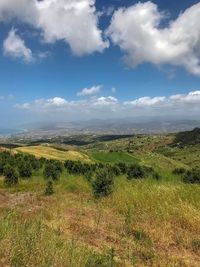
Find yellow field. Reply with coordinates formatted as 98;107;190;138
15;145;91;162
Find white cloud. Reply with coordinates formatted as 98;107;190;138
107;1;200;76
124;96;166;107
169;91;200;104
46;97;68;106
0;0;108;56
93;96;118;106
3;28;33;62
16;90;200;120
77;85;102;96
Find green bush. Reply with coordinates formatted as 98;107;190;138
152;172;161;180
64;160;93;175
127;164;145;180
43;162;61;181
182;169;200;184
92;168;114;198
44;180;54;195
172;168;186;175
115;162;127;174
3;165;19;186
18;161;32;178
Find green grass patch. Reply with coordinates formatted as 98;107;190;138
90;151;139;164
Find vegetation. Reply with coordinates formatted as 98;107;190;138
15;145;91;162
172;127;200;146
92;168;114;198
4;165;19;186
44;179;54;195
43;160;63;181
183;169;200;184
90;151;139;164
127;164;145;179
0;130;200;266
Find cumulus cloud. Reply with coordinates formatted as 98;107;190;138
77;85;102;96
107;1;200;76
16;90;200;120
0;0;108;56
124;96;166;107
3;28;33;62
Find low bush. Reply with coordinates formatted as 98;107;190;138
92;168;114;198
44;180;54;195
18;161;32;178
43;162;62;181
152;172;161;180
3;165;19;186
182;169;200;184
172;168;186;175
127;164;145;180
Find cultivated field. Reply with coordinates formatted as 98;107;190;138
15;145;91;162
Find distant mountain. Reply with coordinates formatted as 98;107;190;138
16;118;200;138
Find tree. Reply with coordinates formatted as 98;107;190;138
43;162;60;181
18;161;32;178
4;165;19;186
92;168;114;198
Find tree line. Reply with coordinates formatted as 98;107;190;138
2;150;199;199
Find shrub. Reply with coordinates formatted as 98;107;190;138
152;172;161;180
92;168;114;198
172;168;186;175
43;162;61;181
51;160;63;173
111;165;121;176
192;238;200;253
44;180;54;195
86;251;113;267
18;161;32;178
0;161;3;174
132;229;151;244
85;171;93;182
30;158;41;170
115;162;127;174
4;165;19;186
182;169;200;184
127;164;145;180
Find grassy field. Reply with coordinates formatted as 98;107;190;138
0;171;199;266
89;151;140;164
0;131;200;266
15;145;91;162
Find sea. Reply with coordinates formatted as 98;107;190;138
0;128;26;137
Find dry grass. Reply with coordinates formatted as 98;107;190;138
0;173;199;267
15;145;91;162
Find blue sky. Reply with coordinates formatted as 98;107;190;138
0;0;200;127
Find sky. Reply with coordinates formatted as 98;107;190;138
0;0;200;127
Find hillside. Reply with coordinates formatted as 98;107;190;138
172;127;200;146
0;130;199;266
15;145;91;163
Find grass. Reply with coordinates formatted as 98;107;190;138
15;145;91;162
0;132;200;266
89;151;140;164
0;170;199;266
